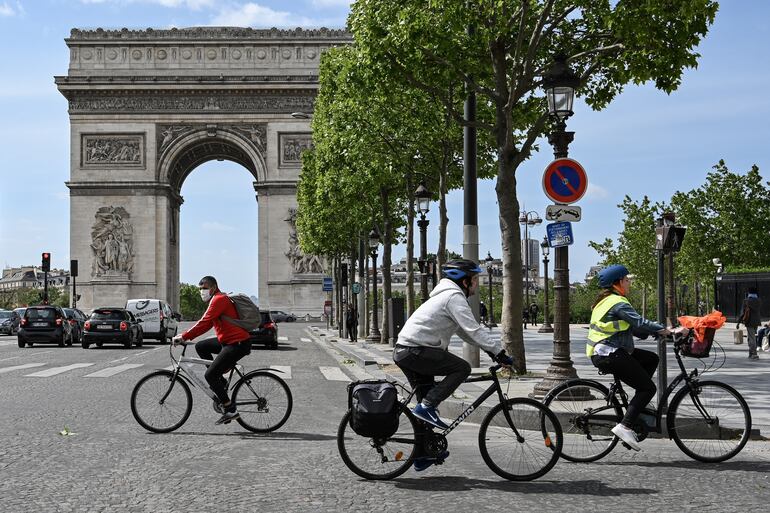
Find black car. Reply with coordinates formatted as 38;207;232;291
17;306;74;348
63;308;88;344
269;310;296;323
248;311;278;349
82;308;144;349
0;309;21;335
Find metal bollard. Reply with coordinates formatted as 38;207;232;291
734;329;744;345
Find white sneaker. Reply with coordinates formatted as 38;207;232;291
611;424;641;451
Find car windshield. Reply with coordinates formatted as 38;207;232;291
91;310;128;321
26;308;57;320
0;311;11;319
261;312;273;323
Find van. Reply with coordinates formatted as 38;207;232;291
125;299;180;343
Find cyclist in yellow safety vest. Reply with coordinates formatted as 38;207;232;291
587;264;685;451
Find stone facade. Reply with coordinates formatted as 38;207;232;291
57;27;352;314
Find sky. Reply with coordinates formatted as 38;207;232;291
0;0;768;298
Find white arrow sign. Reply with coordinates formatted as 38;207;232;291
546;205;582;222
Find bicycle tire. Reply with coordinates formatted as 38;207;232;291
667;380;751;463
337;403;418;480
232;371;293;433
542;379;623;462
478;397;563;481
130;370;192;433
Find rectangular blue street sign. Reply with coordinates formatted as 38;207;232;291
322;277;333;292
546;221;574;248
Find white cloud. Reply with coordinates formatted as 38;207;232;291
584;182;609;202
310;0;351;6
202;221;236;232
211;2;325;27
79;0;216;9
0;1;24;17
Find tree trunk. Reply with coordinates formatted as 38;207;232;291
405;172;416;315
380;187;393;345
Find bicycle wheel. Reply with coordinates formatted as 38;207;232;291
478;397;563;481
232;371;293;433
130;370;192;433
542;379;623;462
337;403;418;480
668;380;751;462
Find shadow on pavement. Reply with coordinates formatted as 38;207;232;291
392;476;657;496
251;345;298;352
162;430;336;442
599;458;770;471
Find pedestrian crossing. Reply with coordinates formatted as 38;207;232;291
0;361;350;382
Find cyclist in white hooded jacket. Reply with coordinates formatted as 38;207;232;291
394;259;513;431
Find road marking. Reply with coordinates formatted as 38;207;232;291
0;340;21;347
268;365;292;379
278;336;288;341
84;363;144;378
0;363;46;374
300;337;311;343
0;350;54;362
25;363;94;377
319;366;351;382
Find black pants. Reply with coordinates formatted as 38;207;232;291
346;322;357;342
195;337;251;405
592;348;659;428
393;345;471;407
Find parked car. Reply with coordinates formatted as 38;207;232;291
17;306;73;348
125;299;180;343
63;308;88;344
0;309;21;335
82;308;143;349
269;310;296;323
248;311;278;349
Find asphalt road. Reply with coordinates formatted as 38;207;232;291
0;322;768;512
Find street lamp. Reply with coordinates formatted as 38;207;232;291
533;54;581;399
485;252;497;327
415;182;431;302
366;226;382;343
519;210;542;327
713;258;723;312
538;237;553;333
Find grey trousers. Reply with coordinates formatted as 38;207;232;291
747;325;758;356
393;345;471;407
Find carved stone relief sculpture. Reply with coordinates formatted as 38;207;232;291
285;208;323;274
82;134;144;167
279;133;313;167
91;206;135;277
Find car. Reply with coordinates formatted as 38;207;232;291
0;309;21;335
269;310;296;323
82;308;144;349
125;299;180;343
248;311;278;349
63;308;88;344
17;306;74;348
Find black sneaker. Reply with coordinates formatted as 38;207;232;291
215;410;240;425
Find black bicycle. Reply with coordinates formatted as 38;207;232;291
337;363;563;481
543;330;751;463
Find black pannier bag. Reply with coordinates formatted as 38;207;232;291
348;380;399;438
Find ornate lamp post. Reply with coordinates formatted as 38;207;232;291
366;227;382;343
415;182;431;302
533;55;581;398
538;237;554;333
519;210;542;327
485;252;497;327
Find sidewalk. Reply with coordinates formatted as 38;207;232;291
307;323;770;436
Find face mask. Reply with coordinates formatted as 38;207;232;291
200;288;212;303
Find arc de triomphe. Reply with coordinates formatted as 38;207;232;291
56;27;350;314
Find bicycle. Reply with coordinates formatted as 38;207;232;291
130;341;292;433
337;362;563;481
543;329;751;463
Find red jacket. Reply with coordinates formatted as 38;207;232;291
182;292;250;345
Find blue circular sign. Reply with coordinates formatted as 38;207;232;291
542;158;588;204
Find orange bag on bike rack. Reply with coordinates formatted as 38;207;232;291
677;311;726;357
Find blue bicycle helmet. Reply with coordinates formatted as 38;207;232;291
442;259;483;281
597;264;630;288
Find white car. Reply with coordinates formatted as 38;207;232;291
125;299;180;343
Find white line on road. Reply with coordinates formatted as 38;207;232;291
0;350;54;362
84;363;144;378
319;366;351;382
269;365;292;379
0;363;46;374
25;363;94;377
300;338;311;343
278;336;288;341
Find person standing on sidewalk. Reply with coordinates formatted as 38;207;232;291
346;306;359;342
741;287;762;359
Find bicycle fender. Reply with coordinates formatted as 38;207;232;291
249;367;285;374
543;378;610;402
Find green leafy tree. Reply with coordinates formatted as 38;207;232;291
179;283;206;321
350;0;717;372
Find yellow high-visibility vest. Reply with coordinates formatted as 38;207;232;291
586;294;631;357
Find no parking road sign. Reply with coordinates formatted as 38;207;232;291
542;158;588;205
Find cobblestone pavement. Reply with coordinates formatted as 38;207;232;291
1;323;769;512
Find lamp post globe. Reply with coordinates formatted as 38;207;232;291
366;227;381;343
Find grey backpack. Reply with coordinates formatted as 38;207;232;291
221;293;261;331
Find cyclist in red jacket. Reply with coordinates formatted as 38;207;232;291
173;276;250;425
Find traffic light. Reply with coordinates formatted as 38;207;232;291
41;252;51;272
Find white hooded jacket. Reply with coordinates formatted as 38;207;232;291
396;278;502;355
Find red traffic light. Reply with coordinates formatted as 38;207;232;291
41;252;51;272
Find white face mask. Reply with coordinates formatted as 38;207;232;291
200;288;212;303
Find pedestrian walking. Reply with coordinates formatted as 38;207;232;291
529;303;539;327
522;307;530;329
346;306;359;342
479;301;488;325
740;287;762;359
757;321;770;352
